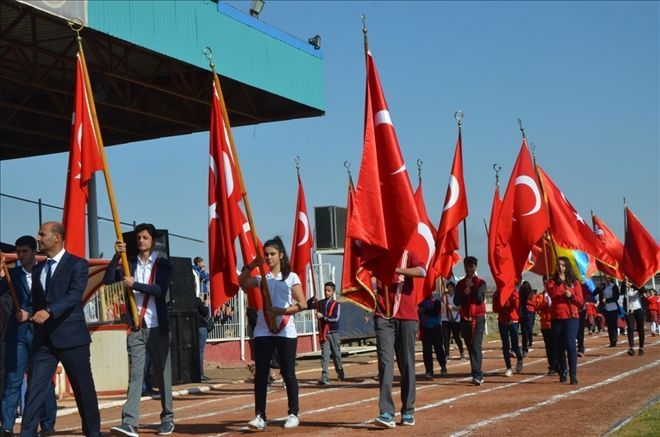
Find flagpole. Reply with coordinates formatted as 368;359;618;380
205;48;276;332
71;21;139;329
455;111;468;257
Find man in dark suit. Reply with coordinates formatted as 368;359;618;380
0;236;57;436
19;222;101;437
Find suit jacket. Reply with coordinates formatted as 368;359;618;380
31;252;91;349
0;265;34;341
102;254;172;333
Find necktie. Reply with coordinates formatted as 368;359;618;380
45;259;55;293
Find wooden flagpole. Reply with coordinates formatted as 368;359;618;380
296;158;320;303
71;21;139;329
205;49;276;332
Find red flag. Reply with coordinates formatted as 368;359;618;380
290;174;314;297
407;182;437;302
341;179;376;310
621;207;660;288
427;134;468;283
538;167;618;270
487;185;516;303
62;53;104;257
592;214;625;280
347;50;419;282
208;81;248;312
495;139;549;302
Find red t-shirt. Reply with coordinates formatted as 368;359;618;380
375;251;424;321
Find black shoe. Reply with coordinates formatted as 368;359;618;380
570;375;578;385
201;374;210;382
547;369;557;376
627;348;634;356
337;370;345;381
37;430;55;437
1;431;14;437
559;371;567;383
639;348;645;356
440;367;448;377
157;421;175;435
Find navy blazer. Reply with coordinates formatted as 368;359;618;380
102;254;172;334
31;252;91;349
0;265;34;341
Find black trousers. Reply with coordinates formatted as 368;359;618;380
21;338;100;437
421;325;446;374
254;336;298;419
605;310;619;346
442;321;464;355
625;309;645;349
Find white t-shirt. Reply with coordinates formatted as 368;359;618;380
253;271;302;339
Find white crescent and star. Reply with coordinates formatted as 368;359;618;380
222;151;234;198
514;175;541;216
443;175;459;211
297;212;310;246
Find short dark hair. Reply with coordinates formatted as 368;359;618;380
446;281;455;288
193;256;203;265
464;256;478;266
324;281;336;291
135;223;157;239
15;235;37;250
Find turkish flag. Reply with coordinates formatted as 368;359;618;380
341;179;376;311
592;214;625;280
347;50;419;282
407;181;437;302
427;134;468;283
495;139;549;302
621;207;660;288
538;167;618;270
208;80;248;312
290;174;314;297
62;53;104;257
487;185;517;304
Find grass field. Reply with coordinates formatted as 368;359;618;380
612;400;659;436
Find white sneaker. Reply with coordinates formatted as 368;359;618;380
283;414;300;429
505;368;513;377
248;414;266;431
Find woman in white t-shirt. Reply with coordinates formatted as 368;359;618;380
239;236;306;431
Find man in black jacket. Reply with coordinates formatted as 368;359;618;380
104;223;173;437
17;222;101;437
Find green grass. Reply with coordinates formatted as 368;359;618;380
611;401;660;437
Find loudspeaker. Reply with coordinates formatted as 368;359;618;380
122;229;170;259
168;257;197;311
314;206;347;250
169;310;200;384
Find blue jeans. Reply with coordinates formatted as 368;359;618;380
498;322;522;369
2;333;57;433
551;318;579;377
198;327;208;378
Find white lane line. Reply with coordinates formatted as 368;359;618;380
450;359;660;437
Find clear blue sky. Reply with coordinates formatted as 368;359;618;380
1;1;658;287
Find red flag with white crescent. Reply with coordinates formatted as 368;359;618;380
347;50;419;282
208;80;246;312
290;174;314;297
495;139;549;303
426;133;467;288
62;53;104;257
